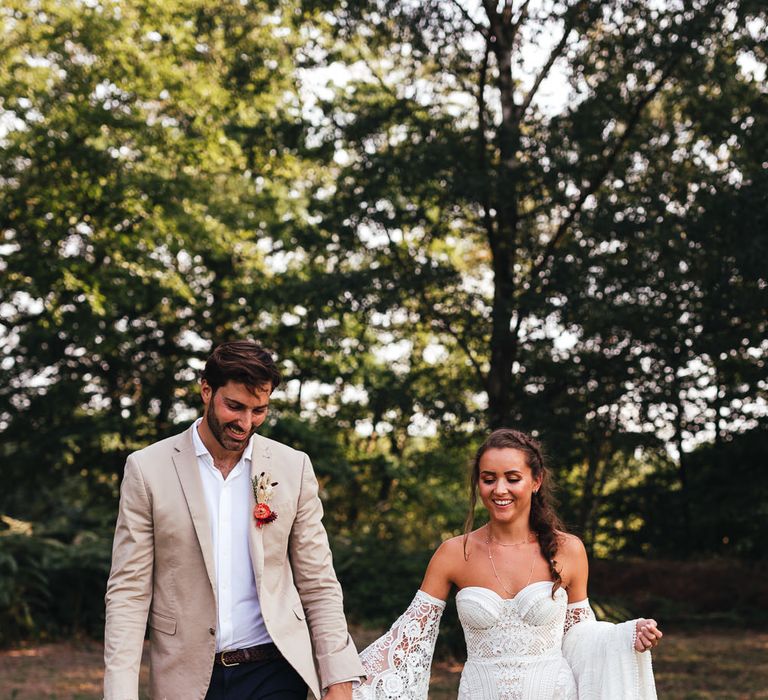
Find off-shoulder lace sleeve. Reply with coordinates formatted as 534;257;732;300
563;598;596;635
354;590;446;700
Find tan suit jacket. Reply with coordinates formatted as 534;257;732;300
104;425;363;700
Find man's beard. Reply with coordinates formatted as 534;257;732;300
205;402;255;452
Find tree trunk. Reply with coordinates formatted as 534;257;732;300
486;27;521;429
672;386;692;541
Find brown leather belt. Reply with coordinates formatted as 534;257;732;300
214;642;282;667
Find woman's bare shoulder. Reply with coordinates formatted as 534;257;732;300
554;531;587;568
432;534;467;561
421;534;471;598
556;531;586;552
431;530;487;565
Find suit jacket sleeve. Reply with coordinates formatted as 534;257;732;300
103;454;154;700
289;453;364;689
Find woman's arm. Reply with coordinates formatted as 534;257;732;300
559;532;589;602
419;536;461;601
559;532;661;652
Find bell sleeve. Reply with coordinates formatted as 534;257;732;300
561;599;657;700
354;590;446;700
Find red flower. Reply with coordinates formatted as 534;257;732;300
253;503;278;528
254;503;271;520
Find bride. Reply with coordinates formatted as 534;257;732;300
354;428;662;699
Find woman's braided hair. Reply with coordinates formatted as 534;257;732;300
463;428;565;595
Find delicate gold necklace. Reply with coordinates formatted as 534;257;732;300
486;532;537;598
488;531;537;547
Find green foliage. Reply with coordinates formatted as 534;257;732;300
0;0;317;511
685;427;768;558
334;537;431;627
593;423;768;559
0;0;767;646
0;534;50;645
0;527;111;645
299;0;768;550
333;537;465;659
45;531;113;637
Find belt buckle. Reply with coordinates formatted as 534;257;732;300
220;650;240;667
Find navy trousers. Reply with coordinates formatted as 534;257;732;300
205;656;308;700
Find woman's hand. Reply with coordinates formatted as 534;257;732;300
634;618;663;652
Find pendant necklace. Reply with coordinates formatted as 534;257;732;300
486;529;538;598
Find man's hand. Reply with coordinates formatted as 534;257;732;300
324;681;354;700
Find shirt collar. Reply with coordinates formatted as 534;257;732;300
192;417;256;464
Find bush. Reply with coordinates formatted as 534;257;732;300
333;536;466;659
0;529;112;646
588;557;768;627
0;534;51;645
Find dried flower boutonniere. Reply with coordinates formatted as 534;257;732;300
252;471;278;527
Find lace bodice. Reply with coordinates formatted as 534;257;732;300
456;583;576;699
457;582;567;661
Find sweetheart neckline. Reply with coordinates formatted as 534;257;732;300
456;580;560;602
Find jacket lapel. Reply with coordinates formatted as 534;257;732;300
248;436;272;593
172;427;217;593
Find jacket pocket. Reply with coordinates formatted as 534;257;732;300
149;609;177;635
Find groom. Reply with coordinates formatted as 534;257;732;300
104;340;363;699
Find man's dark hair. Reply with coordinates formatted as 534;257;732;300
202;340;282;393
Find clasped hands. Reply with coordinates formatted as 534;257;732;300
634;618;662;652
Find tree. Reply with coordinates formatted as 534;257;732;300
303;0;764;413
0;0;323;516
296;0;766;544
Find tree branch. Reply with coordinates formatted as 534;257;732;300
432;308;488;386
477;44;496;252
509;0;533;45
528;56;683;283
482;0;503;42
518;0;590;118
449;0;490;38
382;228;487;387
523;0;725;290
501;0;514;25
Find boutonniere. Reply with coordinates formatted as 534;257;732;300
252;472;278;528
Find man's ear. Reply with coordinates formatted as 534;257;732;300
201;379;213;408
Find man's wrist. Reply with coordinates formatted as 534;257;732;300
323;680;355;697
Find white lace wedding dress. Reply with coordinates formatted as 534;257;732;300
354;581;656;700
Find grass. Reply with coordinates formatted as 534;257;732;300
0;639;149;700
648;626;768;700
1;627;766;699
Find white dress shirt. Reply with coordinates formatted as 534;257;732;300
192;419;272;652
